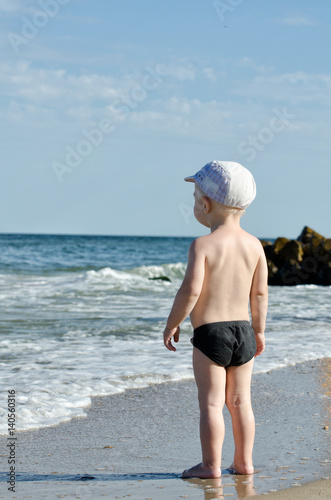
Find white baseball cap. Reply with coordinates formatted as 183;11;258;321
184;160;256;209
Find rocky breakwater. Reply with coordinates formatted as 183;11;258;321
261;226;331;286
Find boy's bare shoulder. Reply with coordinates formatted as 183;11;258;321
242;231;265;253
234;230;265;261
187;235;212;260
190;231;264;253
190;234;212;251
241;229;263;244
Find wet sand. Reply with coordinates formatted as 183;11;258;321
0;358;330;499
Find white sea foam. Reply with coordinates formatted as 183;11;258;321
1;263;330;435
85;263;186;289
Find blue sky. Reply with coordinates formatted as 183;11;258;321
0;0;330;238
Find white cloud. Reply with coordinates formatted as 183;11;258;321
0;59;199;126
123;97;258;142
232;71;331;104
280;16;316;26
203;67;218;83
237;57;274;75
0;57;329;149
0;0;23;13
0;61;126;108
159;63;196;81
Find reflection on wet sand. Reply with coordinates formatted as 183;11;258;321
182;470;256;499
318;358;331;429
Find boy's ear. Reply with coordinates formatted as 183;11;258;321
201;196;211;214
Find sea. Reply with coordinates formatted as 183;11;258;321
0;233;330;435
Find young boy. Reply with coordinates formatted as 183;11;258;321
163;160;268;479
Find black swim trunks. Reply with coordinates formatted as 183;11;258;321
190;320;256;367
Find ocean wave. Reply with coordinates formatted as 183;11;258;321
0;330;194;436
129;262;186;280
85;263;186;287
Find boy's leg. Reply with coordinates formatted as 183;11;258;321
225;358;255;474
182;347;226;479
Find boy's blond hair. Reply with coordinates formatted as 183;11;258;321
195;184;245;217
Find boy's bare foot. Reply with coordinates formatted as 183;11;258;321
181;463;221;479
228;462;254;475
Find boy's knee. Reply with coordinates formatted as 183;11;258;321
225;393;250;411
199;396;225;410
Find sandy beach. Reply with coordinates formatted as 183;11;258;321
0;358;330;499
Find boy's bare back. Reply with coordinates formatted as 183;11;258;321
189;225;266;329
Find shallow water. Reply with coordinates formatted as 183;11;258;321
1;234;330;434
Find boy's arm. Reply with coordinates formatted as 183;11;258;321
163;239;205;351
250;244;268;357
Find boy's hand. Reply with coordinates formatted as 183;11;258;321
163;326;180;351
254;332;265;357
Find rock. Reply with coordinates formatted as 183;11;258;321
270;260;305;286
325;239;331;252
297;226;324;244
267;259;278;279
271;237;291;267
148;276;171;282
279;240;304;263
262;226;330;286
260;239;272;248
273;237;290;254
317;262;331;286
263;244;277;263
297;226;326;259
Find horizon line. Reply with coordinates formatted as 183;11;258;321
0;231;277;240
